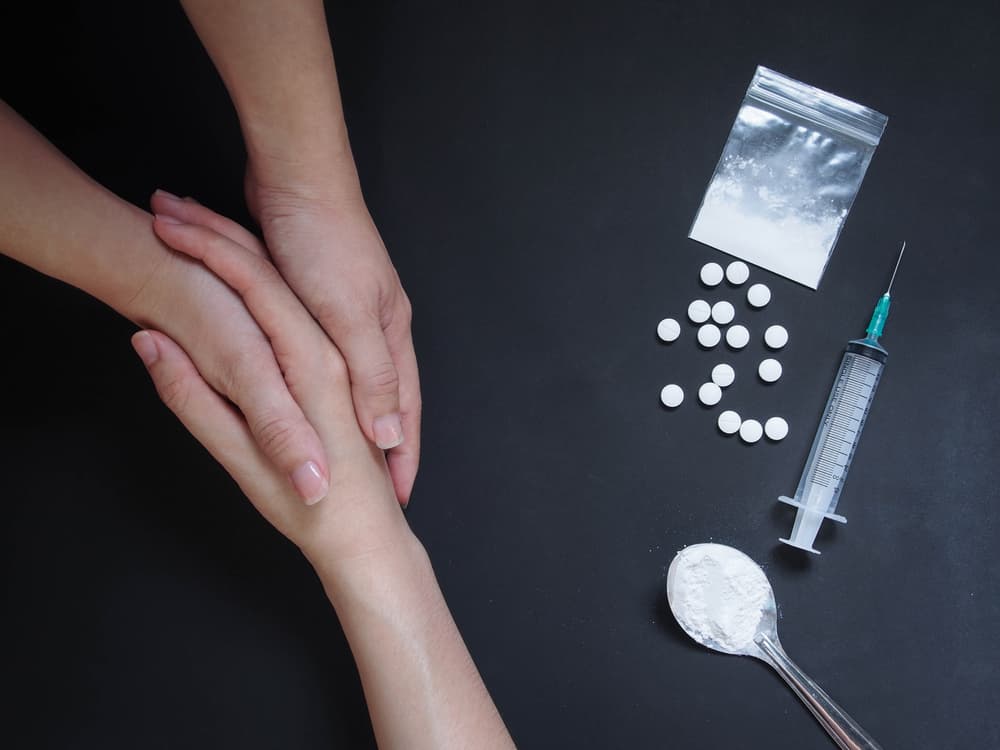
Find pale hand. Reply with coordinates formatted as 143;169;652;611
152;186;421;507
140;202;407;562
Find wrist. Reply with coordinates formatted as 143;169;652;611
245;148;365;221
307;525;431;610
117;237;196;328
71;203;177;324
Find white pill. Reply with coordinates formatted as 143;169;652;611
726;261;750;285
764;324;788;349
739;419;763;443
717;410;742;434
660;384;684;408
700;262;725;287
657;317;681;342
697;323;722;348
711;363;735;388
698;382;722;406
725;324;750;349
765;417;789;441
758;358;783;383
747;283;771;308
711;300;735;325
688;299;711;324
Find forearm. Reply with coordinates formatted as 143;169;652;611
312;533;514;749
0;100;165;318
180;0;361;198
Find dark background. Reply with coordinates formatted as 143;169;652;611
2;1;998;747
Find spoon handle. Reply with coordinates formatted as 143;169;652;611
756;635;882;750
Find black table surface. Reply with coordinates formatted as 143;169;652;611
2;1;998;747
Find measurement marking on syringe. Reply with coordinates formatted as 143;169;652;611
801;358;881;493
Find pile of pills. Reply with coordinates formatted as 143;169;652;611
656;260;791;444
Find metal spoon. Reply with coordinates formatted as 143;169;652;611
666;543;882;750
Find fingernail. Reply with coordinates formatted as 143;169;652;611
373;413;404;450
154;188;181;201
154;213;184;225
132;331;159;366
291;460;329;505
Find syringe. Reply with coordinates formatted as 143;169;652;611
778;242;906;554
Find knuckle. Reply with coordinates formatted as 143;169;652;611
363;360;400;398
157;371;192;414
250;412;301;460
311;294;350;334
313;284;383;336
217;346;256;396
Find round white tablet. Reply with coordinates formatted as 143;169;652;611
717;410;742;434
739;419;763;444
657;317;681;342
765;417;789;441
688;299;711;324
758;358;783;383
698;382;722;406
660;384;684;408
697;323;722;348
711;363;735;388
726;261;750;285
764;324;788;349
747;283;771;308
725;324;750;349
700;262;725;287
711;300;735;325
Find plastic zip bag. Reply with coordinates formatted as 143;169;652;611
689;66;887;289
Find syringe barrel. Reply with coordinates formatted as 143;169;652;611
788;338;887;518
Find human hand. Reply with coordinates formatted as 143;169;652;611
0;100;333;507
127;202;333;506
136;203;407;562
170;0;420;503
135;201;513;749
165;174;421;506
248;176;421;508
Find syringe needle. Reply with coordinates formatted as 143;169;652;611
867;242;906;342
886;241;906;295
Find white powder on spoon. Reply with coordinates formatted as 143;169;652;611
668;544;772;652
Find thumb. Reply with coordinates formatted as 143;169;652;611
333;315;404;451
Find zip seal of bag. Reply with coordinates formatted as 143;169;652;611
689;66;888;289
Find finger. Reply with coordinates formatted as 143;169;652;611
151;189;266;257
385;318;421;506
152;218;335;389
226;338;335;503
321;308;404;452
131;330;264;483
141;217;333;508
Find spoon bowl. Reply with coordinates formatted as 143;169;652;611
666;543;882;750
666;542;778;657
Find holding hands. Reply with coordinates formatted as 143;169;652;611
135;203;512;749
150;180;421;507
138;199;406;561
0;1;511;743
174;0;421;505
247;175;421;505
